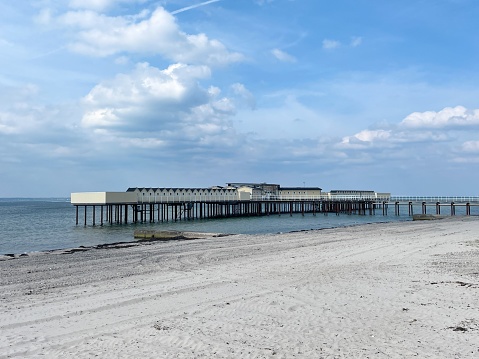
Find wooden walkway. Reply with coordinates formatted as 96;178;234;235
74;198;478;226
74;199;378;226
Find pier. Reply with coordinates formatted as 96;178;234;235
71;191;479;226
72;198;377;226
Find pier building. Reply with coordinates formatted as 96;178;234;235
278;187;322;199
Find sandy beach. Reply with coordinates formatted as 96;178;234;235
1;217;478;358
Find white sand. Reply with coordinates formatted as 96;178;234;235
1;217;478;358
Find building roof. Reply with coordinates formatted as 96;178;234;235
280;187;322;191
330;190;374;193
227;182;280;188
126;187;236;193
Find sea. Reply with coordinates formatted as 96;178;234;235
0;198;473;255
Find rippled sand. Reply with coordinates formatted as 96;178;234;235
1;217;478;358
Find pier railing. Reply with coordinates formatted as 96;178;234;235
251;195;391;201
390;196;479;203
138;194;392;203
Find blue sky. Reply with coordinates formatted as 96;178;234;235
1;0;479;197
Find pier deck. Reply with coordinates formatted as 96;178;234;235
71;193;479;226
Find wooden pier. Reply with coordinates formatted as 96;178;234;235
73;199;381;226
72;193;479;227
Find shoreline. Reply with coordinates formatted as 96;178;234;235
1;217;478;358
0;231;235;261
0;216;416;259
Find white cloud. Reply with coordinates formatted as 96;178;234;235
81;62;242;149
234;95;332;140
60;7;244;66
350;36;362;47
0;38;13;47
400;106;479;128
341;129;391;146
0;84;45;135
124;137;165;149
271;48;297;63
231;83;256;110
323;37;362;50
34;8;53;25
462;141;479;153
68;0;146;11
82;62;211;128
114;56;130;65
0;84;84;166
322;39;340;49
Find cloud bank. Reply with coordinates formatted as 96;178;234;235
60;7;243;66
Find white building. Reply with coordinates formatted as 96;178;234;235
126;187;249;202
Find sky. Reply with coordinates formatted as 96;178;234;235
1;0;479;197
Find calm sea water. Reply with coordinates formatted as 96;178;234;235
0;198;473;255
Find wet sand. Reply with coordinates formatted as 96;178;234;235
1;217;478;358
